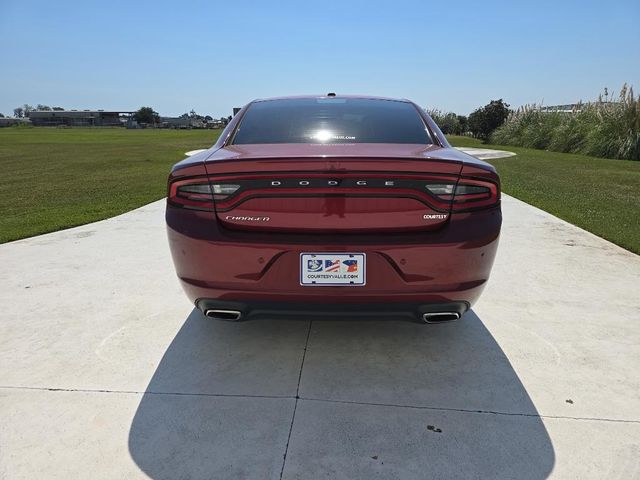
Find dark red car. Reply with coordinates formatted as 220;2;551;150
166;95;501;323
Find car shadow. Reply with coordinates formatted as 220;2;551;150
128;308;555;479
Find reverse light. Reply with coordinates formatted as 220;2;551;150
212;184;240;195
425;183;455;195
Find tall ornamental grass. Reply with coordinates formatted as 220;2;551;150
491;85;640;160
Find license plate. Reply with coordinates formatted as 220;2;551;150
300;253;366;286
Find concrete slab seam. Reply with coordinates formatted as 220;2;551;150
2;385;639;425
279;320;313;479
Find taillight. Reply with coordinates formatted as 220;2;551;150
451;179;499;212
168;179;242;210
168;178;214;210
425;178;499;212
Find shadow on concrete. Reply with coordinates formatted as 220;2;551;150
129;309;554;479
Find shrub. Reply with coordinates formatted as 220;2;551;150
491;85;640;160
426;109;466;135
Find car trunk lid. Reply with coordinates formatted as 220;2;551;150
204;144;465;233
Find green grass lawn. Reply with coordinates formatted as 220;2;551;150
447;135;640;254
0;128;219;243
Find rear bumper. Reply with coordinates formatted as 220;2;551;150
166;204;501;313
196;299;469;323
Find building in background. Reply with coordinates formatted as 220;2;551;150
27;110;134;127
538;104;582;113
159;116;202;129
0;117;31;127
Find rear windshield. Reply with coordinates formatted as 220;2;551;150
232;98;432;145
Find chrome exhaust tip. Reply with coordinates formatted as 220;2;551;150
204;309;242;321
422;312;461;324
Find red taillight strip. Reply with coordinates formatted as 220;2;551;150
213;188;454;212
207;173;460;212
213;190;453;213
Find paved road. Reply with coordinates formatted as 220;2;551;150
1;196;639;479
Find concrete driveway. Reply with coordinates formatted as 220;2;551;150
1;195;639;479
454;146;517;159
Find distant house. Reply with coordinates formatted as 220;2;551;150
27;110;134;127
160;117;191;129
159;116;206;129
204;118;226;129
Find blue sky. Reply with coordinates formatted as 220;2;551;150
1;0;638;117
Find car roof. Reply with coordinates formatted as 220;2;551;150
251;94;412;104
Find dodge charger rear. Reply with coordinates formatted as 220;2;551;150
166;95;501;323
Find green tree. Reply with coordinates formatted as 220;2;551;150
134;106;159;124
468;99;510;140
456;115;468;135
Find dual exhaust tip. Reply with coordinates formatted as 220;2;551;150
422;312;460;324
204;309;459;323
204;309;242;321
